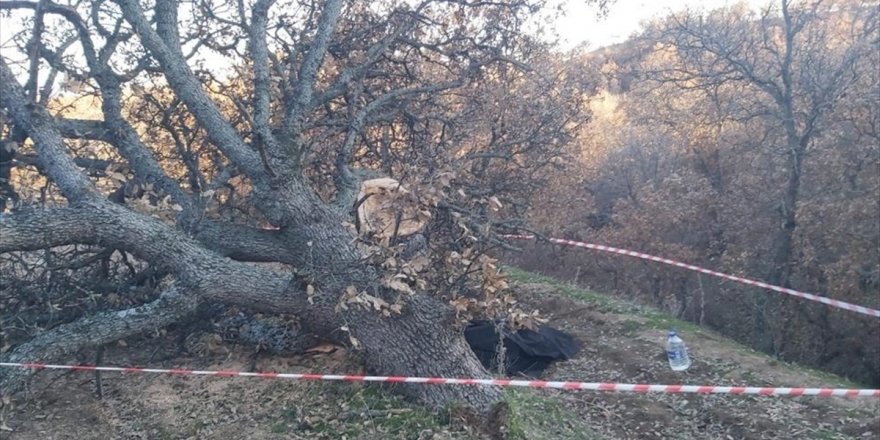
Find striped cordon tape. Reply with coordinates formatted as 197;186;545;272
2;363;878;397
503;235;880;318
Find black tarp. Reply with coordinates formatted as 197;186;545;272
464;320;581;377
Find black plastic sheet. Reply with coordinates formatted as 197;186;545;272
464;320;581;377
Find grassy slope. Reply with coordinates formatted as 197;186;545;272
500;267;877;440
4;267;877;440
502;266;868;389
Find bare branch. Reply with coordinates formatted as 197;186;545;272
53;117;111;142
103;88;195;210
333;78;466;209
113;0;266;178
0;0;102;70
0;1;192;211
13;153;116;175
311;5;425;107
24;0;48;102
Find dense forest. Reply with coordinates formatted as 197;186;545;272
515;0;880;385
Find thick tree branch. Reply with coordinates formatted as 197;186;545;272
24;0;48;102
113;0;266;178
153;0;184;55
0;57;96;201
0;204;288;283
0;286;199;393
0;201;302;312
332;78;467;209
191;219;296;263
0;205;117;253
54;117;111;142
248;0;281;177
281;0;344;159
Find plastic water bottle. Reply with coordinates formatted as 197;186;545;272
666;329;691;371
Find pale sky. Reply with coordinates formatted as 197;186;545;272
0;0;769;50
554;0;764;49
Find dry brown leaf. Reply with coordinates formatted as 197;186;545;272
385;278;415;295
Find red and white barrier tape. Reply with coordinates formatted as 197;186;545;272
504;235;880;318
2;362;877;397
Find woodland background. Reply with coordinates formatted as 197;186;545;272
512;0;880;386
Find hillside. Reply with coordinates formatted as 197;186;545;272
3;269;877;440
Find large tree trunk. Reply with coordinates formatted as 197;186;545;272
264;182;504;410
753;132;805;355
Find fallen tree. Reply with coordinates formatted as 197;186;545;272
0;0;591;417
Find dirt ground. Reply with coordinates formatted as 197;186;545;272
512;281;879;440
2;276;878;439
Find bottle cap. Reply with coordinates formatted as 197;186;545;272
668;329;677;337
